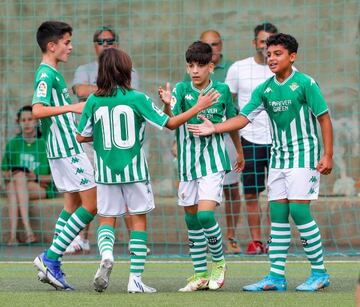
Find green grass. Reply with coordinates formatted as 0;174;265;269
0;261;358;306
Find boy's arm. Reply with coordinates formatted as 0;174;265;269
32;102;85;119
165;89;220;130
229;130;245;172
316;112;333;175
188;114;249;135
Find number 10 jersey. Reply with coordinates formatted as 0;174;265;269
77;89;169;184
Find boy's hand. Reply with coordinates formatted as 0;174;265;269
70;102;85;114
233;153;245;173
158;82;172;105
188;115;216;136
316;155;333;175
197;88;220;111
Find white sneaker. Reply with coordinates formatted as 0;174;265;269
65;235;90;254
178;273;209;292
208;260;226;290
127;275;156;293
93;258;114;292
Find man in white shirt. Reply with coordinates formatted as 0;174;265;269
225;22;278;254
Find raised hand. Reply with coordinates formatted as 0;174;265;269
197;88;220;111
188;115;216;136
158;82;172;105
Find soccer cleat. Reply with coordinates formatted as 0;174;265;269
296;272;330;291
243;275;287;291
128;274;156;293
225;238;242;254
246;241;265;255
178;272;209;292
65;235;90;254
93;258;114;292
34;251;74;290
208;260;226;290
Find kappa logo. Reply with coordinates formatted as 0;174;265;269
40;72;48;79
265;87;272;93
308;188;316;194
309;176;318;183
185;94;194;101
75;168;84;174
36;81;47;97
56;77;60;82
71;157;80;164
309;77;316;85
289;82;299;91
80;178;90;185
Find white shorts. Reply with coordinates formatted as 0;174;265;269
97;181;155;217
178;171;225;206
267;168;320;201
223;133;240;185
49;153;96;193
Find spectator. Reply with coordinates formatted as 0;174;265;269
1;105;55;246
225;22;278;254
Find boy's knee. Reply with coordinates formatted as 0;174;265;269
289;203;312;225
197;210;216;229
184;212;201;230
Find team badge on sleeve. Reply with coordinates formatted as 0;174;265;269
152;102;165;116
170;96;177;110
36;81;47;98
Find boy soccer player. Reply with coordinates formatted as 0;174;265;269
189;33;333;292
77;48;219;293
32;21;97;290
159;41;244;291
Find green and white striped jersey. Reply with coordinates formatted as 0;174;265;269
240;70;329;169
77;88;169;184
171;80;237;181
32;63;83;159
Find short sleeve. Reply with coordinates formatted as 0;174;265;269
137;95;169;130
225;63;238;94
77;98;94;137
305;77;328;117
32;71;53;106
170;83;184;116
240;84;265;122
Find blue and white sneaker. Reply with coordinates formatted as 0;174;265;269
296;272;330;291
34;251;74;290
243;275;287;291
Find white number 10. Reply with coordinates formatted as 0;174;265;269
94;105;135;150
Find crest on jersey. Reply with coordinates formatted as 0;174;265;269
170;96;177;110
36;81;47;97
289;82;299;91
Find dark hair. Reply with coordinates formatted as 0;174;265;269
254;22;278;39
36;21;72;53
185;41;212;65
96;48;132;97
93;25;118;43
17;105;42;138
266;33;298;54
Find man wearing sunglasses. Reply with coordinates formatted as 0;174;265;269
72;25;139;102
69;26;139;254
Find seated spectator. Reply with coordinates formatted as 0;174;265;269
1;105;55;246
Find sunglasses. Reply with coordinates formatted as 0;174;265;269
94;38;116;46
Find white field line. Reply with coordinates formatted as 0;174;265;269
0;260;359;264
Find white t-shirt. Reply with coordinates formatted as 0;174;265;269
225;57;273;144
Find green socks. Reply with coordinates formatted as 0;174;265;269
290;203;326;273
97;224;115;262
268;201;291;278
129;231;148;275
47;207;94;260
185;212;207;273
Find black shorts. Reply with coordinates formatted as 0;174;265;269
241;137;271;195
